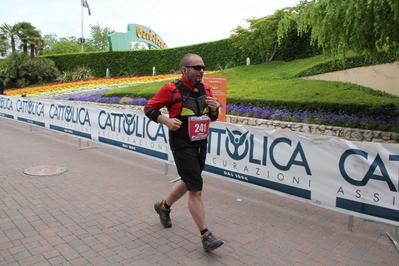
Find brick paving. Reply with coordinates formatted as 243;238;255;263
0;117;398;266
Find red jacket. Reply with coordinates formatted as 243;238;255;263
144;76;214;119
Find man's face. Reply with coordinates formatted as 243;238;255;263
182;56;205;86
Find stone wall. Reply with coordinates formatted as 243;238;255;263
226;115;399;144
303;61;399;96
80;102;399;144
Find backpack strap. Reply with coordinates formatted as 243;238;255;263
166;80;182;110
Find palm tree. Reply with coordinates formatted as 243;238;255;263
0;23;18;52
30;36;44;57
25;32;43;58
14;22;42;58
0;33;10;57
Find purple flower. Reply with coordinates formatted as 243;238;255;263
126;98;149;105
225;104;399;131
49;93;399;132
98;97;122;103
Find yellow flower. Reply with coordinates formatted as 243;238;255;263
4;72;218;97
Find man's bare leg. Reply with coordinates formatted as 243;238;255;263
188;190;207;231
165;180;187;206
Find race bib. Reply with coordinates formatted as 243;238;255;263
188;115;210;141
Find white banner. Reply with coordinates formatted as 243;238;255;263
2;96;399;226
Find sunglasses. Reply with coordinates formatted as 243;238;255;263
185;65;206;71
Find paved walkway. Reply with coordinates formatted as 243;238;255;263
0;118;398;266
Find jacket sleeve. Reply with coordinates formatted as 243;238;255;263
145;107;162;123
208;108;219;122
144;82;174;123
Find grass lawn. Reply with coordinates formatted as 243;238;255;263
104;54;399;112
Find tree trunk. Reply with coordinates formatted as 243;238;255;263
30;44;35;58
23;43;28;54
11;36;16;52
268;43;277;61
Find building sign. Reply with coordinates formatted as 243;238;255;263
108;23;168;51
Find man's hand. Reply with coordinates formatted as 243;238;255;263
156;115;182;131
206;97;218;112
163;117;182;131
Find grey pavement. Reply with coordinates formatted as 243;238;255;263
0;117;398;266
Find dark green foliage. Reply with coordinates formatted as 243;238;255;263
296;52;397;77
275;29;321;61
278;0;399;59
0;52;59;88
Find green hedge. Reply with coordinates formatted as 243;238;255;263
295;52;397;78
42;36;319;78
42;39;244;77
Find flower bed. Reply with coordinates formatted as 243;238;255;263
4;74;181;99
226;104;399;132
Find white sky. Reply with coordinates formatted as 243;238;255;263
3;0;299;48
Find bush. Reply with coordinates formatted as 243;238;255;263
0;52;60;88
58;66;94;82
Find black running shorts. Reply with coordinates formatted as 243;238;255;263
172;145;207;191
